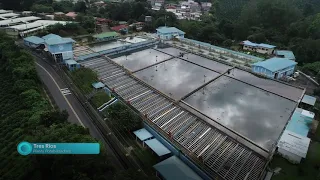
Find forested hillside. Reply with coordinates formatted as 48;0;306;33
0;33;126;180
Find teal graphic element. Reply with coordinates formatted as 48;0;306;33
18;142;100;155
17;142;33;156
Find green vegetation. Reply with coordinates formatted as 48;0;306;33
103;102;141;133
270;142;320;180
0;32;117;180
70;68;98;94
90;91;111;108
37;23;89;37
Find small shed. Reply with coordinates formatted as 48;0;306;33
241;40;276;55
24;36;44;48
133;128;154;146
277;130;310;164
65;60;80;71
92;82;105;90
275;50;296;61
252;57;297;79
93;32;119;42
153;156;203;180
301;95;316;107
65;12;77;19
111;25;128;34
144;139;171;157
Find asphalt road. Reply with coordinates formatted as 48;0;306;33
34;57;123;169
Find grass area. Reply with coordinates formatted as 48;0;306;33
70;68;98;94
270;142;320;180
90;91;111;108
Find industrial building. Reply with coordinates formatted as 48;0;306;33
241;40;276;55
156;26;185;40
24;34;75;63
252;57;297;79
74;39;305;180
5;20;70;38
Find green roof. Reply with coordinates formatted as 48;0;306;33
93;32;119;39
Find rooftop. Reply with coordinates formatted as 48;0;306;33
286;108;314;137
133;128;154;141
111;24;128;31
66;59;77;64
276;50;296;60
301;95;316;106
156;26;185;34
0;10;11;14
278;130;310;158
42;33;61;40
92;82;105;89
242;40;276;49
0;16;41;26
253;57;297;72
144;139;171;156
7;20;69;31
93;31;119;39
153;156;203;180
0;12;19;18
24;36;45;45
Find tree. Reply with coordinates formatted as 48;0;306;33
74;1;87;13
40;110;68;127
30;4;54;13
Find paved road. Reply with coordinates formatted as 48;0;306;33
34;57;123;169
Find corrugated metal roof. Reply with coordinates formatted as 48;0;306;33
0;16;40;26
156;26;185;34
0;12;19;18
301;95;316;106
286;108;313;137
252;57;297;72
276;50;296;60
154;156;203;180
42;33;61;40
133;128;154;141
7;20;69;31
277;130;310;158
242;40;276;49
23;36;44;45
144;139;171;156
258;43;276;49
93;31;118;39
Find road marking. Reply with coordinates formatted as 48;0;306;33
61;88;72;96
36;62;85;127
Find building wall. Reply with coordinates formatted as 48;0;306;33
252;65;295;79
278;148;302;164
156;31;184;40
256;47;274;55
47;43;73;53
243;45;274;55
24;40;39;48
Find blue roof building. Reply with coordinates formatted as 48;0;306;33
241;40;276;55
42;34;75;63
276;50;296;61
252;57;297;79
23;36;45;48
156;26;185;40
301;95;317;106
153;156;203;180
286;108;314;137
65;60;80;71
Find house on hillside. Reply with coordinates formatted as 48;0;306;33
111;25;128;34
156;26;185;40
240;40;276;55
65;12;77;19
93;32;119;42
252;57;297;79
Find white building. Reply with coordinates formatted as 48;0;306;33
241;40;276;55
0;16;40;27
277;130;311;164
5;20;70;38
